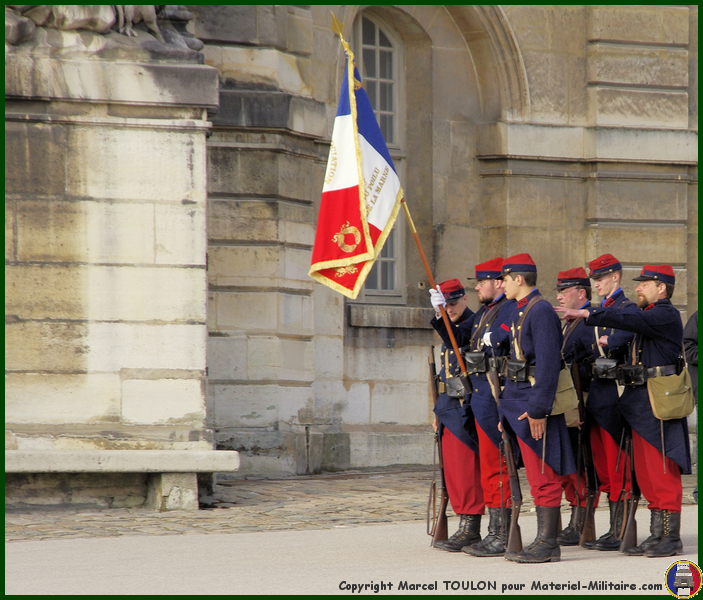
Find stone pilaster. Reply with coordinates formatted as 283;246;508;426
193;5;333;475
5;25;219;453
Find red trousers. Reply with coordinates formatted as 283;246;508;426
441;427;485;515
590;421;630;502
516;437;564;507
632;429;682;512
476;422;511;508
563;471;600;508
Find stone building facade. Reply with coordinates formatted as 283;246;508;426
5;6;698;496
195;5;698;476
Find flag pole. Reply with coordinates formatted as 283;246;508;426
401;198;471;390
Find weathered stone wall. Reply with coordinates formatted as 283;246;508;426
5;10;219;463
193;5;697;476
189;6;328;475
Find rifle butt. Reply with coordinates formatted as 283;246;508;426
579;504;597;546
618;500;639;553
426;480;436;537
431;498;449;546
506;516;523;554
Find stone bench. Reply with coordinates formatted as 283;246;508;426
5;449;240;511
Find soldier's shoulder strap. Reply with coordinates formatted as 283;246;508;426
515;295;547;357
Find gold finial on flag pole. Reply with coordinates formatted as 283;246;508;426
331;12;345;39
331;11;352;56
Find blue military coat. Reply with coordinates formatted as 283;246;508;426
561;301;594;382
498;289;576;476
433;294;515;450
586;298;691;474
431;307;478;452
586;289;637;442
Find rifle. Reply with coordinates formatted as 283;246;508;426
619;433;640;553
502;430;523;554
572;360;597;546
487;349;522;553
427;346;449;546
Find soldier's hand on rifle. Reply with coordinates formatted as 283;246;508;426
518;411;545;440
598;335;609;347
429;286;446;318
432;415;439;432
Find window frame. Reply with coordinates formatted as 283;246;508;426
350;12;407;304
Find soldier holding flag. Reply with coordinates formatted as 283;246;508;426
430;259;516;557
428;279;483;552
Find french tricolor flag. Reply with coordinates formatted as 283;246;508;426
309;45;403;299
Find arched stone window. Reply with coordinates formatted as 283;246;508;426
358;14;397;145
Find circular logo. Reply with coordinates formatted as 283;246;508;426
333;221;361;253
666;561;702;598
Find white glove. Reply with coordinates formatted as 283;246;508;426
429;286;446;316
483;332;492;347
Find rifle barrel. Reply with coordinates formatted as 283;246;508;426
428;347;449;546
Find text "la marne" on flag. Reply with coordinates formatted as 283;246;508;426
308;37;403;299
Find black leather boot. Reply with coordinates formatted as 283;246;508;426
433;514;482;552
505;506;561;563
594;499;624;551
464;507;510;556
557;505;585;546
623;509;663;556
645;510;682;558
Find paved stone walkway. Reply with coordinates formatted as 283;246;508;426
5;468;697;543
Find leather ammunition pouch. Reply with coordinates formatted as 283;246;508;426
444;377;465;399
592;357;619;380
617;364;647;387
502;359;536;383
462;351;488;374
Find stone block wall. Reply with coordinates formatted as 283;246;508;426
482;5;696;317
5;28;219;455
190;5;332;475
5;473;149;510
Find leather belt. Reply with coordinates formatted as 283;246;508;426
645;364;678;378
486;357;536;374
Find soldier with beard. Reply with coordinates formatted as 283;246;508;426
557;265;691;558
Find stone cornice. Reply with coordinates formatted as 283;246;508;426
477;122;698;165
